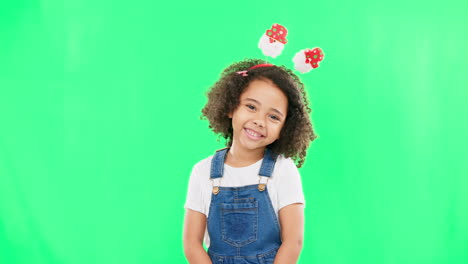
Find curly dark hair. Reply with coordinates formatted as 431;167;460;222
200;58;318;168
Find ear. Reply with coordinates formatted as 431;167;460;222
228;111;233;118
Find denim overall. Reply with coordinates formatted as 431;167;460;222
207;148;282;264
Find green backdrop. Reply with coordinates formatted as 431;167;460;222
1;0;467;263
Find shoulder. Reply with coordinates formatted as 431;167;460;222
192;148;228;174
271;155;305;209
193;154;213;170
271;154;301;181
274;154;298;172
190;154;214;179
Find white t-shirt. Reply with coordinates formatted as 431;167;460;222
184;153;305;248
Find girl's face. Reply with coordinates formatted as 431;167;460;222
228;78;288;153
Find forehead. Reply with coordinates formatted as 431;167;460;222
240;79;288;109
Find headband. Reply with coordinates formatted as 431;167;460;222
236;63;274;77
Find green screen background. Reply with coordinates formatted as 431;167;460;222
1;0;467;263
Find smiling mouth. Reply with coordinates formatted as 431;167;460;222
244;128;264;139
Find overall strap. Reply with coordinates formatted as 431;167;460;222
210;148;229;195
210;148;229;180
258;148;279;178
257;148;278;191
209;148;279;194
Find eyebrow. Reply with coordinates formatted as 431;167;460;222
244;98;285;117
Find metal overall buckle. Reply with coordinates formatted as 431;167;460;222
212;178;221;195
258;176;268;192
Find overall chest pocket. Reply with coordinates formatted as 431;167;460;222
220;199;258;247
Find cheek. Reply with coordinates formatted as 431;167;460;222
272;123;285;137
231;116;244;131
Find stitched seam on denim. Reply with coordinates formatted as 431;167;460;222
258;159;269;177
220;201;258;247
211;249;267;259
266;151;277;176
265;149;274;176
267;150;278;177
258;149;268;176
210;151;221;179
222;208;256;212
218;184;260;190
259;149;277;177
257;246;280;258
254;204;258;245
263;188;281;232
218;256;259;258
258;255;265;264
233;197;255;202
211;148;228;179
207;194;215;224
264;154;274;176
219;148;228;178
222;235;257;247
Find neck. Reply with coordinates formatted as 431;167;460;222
226;143;265;167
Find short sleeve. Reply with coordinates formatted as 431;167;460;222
183;164;206;215
276;158;306;210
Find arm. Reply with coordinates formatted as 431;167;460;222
273;203;304;264
183;209;212;264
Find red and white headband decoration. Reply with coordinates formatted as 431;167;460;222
293;47;324;73
257;23;325;74
258;24;288;58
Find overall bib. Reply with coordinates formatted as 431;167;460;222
207;148;282;264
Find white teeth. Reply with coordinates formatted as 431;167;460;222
246;129;262;137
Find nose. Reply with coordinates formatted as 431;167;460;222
253;118;265;128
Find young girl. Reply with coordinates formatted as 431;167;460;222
183;58;317;264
